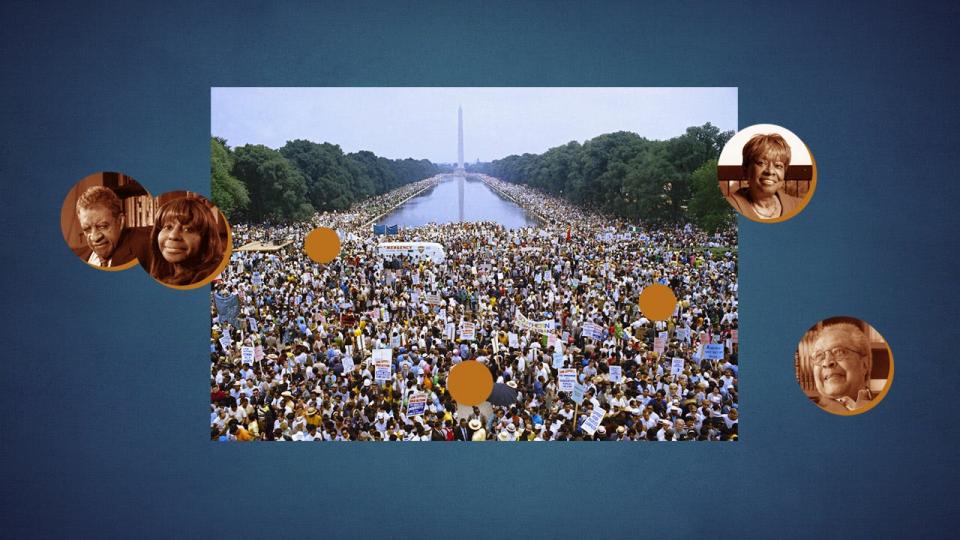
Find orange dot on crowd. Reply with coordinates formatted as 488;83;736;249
304;227;341;264
639;283;677;321
447;360;494;406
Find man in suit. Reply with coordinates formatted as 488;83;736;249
73;186;150;269
454;418;470;441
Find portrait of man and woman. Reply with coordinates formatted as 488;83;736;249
62;174;229;288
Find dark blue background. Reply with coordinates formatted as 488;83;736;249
2;1;957;537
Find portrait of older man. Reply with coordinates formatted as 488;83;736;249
809;323;876;413
72;185;151;268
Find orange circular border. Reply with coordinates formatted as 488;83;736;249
144;192;233;290
718;127;817;224
61;172;152;272
795;317;894;416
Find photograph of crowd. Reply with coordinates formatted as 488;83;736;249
210;88;739;442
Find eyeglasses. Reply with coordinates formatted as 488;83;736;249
810;346;864;368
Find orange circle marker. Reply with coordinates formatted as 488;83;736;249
639;283;677;321
304;227;341;263
447;360;494;406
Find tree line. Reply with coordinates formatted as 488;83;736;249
212;137;438;222
468;123;735;232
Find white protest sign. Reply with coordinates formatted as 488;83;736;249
406;393;427;417
582;322;605;341
572;383;586;405
658;331;669;341
558;368;577;392
508;332;519;348
219;335;232;351
609;365;622;383
425;294;442;306
254;345;264;361
251;272;262;286
654;337;666;354
552;352;565;369
241;346;255;365
459;321;476;341
671;357;685;375
580;406;607;436
248;317;259;333
704;343;725;360
341;356;355;373
373;349;393;382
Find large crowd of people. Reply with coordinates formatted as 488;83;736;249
211;174;739;441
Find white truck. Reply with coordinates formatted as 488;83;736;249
376;242;446;264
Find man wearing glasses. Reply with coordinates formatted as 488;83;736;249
810;323;874;413
73;186;150;269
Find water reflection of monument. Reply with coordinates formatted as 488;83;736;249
456;105;465;222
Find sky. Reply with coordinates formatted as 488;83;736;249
212;87;737;163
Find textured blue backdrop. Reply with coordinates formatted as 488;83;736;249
2;1;958;538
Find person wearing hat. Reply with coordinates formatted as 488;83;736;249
258;403;276;441
468;418;486;441
305;406;322;429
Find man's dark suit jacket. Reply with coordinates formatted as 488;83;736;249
72;226;152;268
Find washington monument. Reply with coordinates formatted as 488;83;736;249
456;105;465;173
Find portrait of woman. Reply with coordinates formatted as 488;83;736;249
724;133;803;220
148;195;227;287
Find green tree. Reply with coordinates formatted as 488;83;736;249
210;137;249;220
232;144;313;222
688;159;735;233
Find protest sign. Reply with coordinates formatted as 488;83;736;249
508;332;519;348
515;309;555;335
654;337;666;354
581;322;605;341
552;352;565;369
572;383;586;404
214;292;240;329
671;357;684;375
219;335;232;351
373;349;393;382
240;346;254;365
254;345;264;361
609;365;622;383
580;406;607;436
342;355;355;373
459;321;476;341
425;293;442;306
731;329;738;344
406;393;427;417
704;343;725;360
558;368;577;392
251;272;262;286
